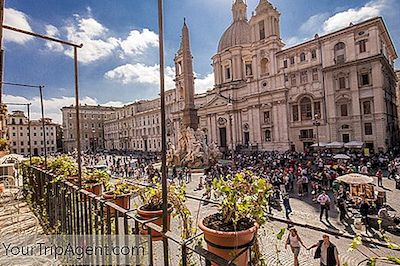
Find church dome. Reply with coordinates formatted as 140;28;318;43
217;20;250;52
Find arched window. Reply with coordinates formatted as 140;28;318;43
300;52;306;62
260;58;269;75
334;42;346;64
300;97;312;120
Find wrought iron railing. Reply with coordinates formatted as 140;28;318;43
21;165;250;266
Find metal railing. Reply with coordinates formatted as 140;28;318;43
21;165;249;266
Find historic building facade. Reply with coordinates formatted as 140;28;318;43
7;110;59;156
61;105;116;153
101;0;398;153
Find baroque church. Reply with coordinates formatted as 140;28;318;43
101;0;398;153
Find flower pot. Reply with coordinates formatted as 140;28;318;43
83;182;103;196
199;216;258;266
136;205;173;241
102;191;131;216
0;183;5;193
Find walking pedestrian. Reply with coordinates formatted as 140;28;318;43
282;193;292;219
336;188;347;223
360;195;370;232
308;234;340;266
285;227;306;266
317;190;331;221
376;169;383;187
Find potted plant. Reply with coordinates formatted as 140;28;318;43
198;171;272;265
103;181;136;211
83;169;110;195
136;179;194;242
0;138;9;157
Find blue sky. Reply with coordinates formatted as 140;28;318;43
2;0;399;123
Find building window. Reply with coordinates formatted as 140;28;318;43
312;68;318;81
283;60;288;68
290;56;295;65
311;49;317;59
339;76;346;89
364;123;372;135
314;102;321;118
265;130;271;142
334;42;346;64
340;104;348;117
300;52;306;62
360;73;370;86
300;71;308;84
225;66;231;80
284;74;289;82
290;74;296;86
245;63;252;76
363;101;371;115
259;20;265;40
300;97;312;120
260;58;269;75
359;39;367;53
292;105;299;121
300;129;313;139
263;111;271;123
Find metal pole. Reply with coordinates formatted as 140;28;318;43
39;85;47;169
74;46;82;188
157;0;169;265
0;0;4;104
27;103;32;165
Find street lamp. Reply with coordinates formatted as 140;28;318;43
91;127;95;154
313;114;321;149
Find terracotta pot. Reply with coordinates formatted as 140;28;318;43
83;182;103;195
199;216;258;266
137;205;173;241
0;183;4;193
0;150;9;158
102;191;131;216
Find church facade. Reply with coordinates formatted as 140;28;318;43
104;0;398;153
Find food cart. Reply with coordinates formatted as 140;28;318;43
336;173;376;204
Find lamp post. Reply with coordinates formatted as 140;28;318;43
313;114;321;149
91;127;95;154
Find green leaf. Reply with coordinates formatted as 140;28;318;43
276;228;286;240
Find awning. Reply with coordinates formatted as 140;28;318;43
310;142;328;148
326;141;344;149
333;154;351;160
344;141;364;149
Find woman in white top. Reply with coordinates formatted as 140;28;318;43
285;227;306;266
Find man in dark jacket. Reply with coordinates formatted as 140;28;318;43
308;234;340;266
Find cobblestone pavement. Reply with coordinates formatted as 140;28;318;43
151;173;400;266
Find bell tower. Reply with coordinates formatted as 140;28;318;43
174;19;198;130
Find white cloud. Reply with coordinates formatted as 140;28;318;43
104;63;175;90
321;0;387;33
4;94;99;124
195;73;214;93
119;29;159;58
299;13;330;35
285;0;389;48
62;16;119;64
4;8;33;44
45;24;64;52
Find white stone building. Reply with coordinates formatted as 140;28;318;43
7;110;58;156
61;105;116;153
103;0;399;153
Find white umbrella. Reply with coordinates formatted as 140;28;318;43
333;154;351;160
310;142;328;148
336;173;373;184
344;141;364;149
326;142;344;149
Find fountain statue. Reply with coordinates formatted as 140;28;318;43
167;127;221;168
